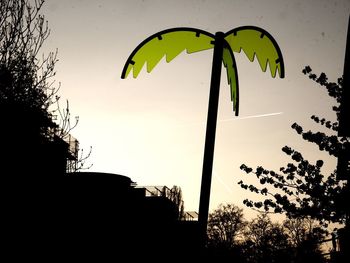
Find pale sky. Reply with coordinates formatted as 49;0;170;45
41;0;349;217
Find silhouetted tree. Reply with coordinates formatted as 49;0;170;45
283;217;327;263
239;67;348;228
206;204;326;262
207;203;246;249
283;217;322;247
0;0;58;137
0;0;91;175
205;203;246;261
241;213;290;263
0;0;60;175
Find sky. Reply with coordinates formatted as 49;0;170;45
40;0;349;217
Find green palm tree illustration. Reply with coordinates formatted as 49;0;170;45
121;26;284;246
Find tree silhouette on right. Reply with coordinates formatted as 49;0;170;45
239;67;349;263
239;67;348;227
206;203;326;262
243;213;292;263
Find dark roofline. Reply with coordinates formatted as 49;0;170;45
66;172;135;185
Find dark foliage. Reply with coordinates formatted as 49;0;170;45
207;203;246;248
0;0;58;140
0;0;91;175
238;67;348;227
207;203;327;263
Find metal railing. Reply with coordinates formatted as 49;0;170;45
63;133;79;160
136;185;198;221
184;211;198;221
140;186;172;198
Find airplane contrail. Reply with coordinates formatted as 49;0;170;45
213;169;234;194
176;112;283;127
219;112;283;122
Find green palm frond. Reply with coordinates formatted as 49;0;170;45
224;26;284;78
121;28;215;79
222;45;239;115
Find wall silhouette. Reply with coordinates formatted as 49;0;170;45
6;172;200;260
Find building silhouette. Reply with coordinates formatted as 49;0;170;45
58;172;200;258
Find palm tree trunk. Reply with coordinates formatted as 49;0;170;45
337;15;350;262
198;32;225;248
